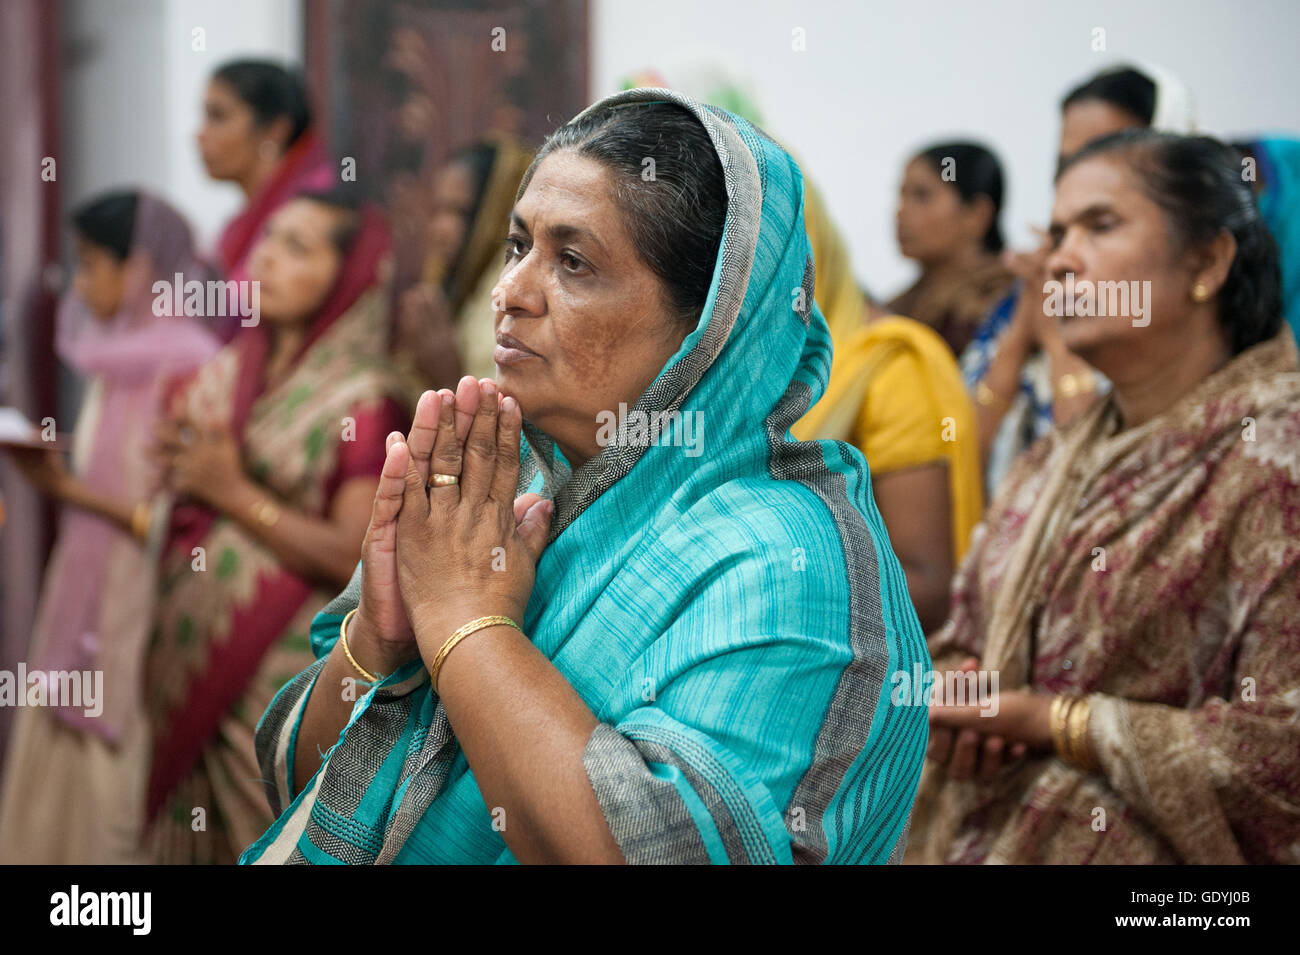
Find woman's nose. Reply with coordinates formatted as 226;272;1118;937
494;258;543;316
249;246;272;281
1046;232;1082;283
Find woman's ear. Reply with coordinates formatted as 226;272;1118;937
1190;229;1238;300
662;305;696;351
262;115;294;154
963;194;995;247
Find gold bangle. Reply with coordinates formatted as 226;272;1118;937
1066;696;1095;771
251;496;281;527
1054;370;1096;400
430;615;521;692
974;380;1012;411
1049;694;1072;760
339;608;378;684
1045;696;1066;764
131;501;152;543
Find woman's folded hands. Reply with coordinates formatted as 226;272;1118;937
927;656;1056;781
351;376;553;677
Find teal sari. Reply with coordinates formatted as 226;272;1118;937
1253;137;1300;347
240;88;930;865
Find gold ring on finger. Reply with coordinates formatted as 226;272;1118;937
428;472;459;487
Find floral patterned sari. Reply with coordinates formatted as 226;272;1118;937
907;329;1300;864
143;212;409;863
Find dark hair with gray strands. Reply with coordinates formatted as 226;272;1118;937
517;101;728;327
1058;130;1283;355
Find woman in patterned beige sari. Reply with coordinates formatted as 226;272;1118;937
908;131;1300;864
144;191;409;863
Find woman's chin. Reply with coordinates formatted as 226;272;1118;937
492;370;537;412
1060;315;1143;368
1060;314;1115;350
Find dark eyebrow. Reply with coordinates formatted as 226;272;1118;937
1049;201;1117;238
509;211;607;255
268;221;307;245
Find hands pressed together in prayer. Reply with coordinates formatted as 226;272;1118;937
926;656;1056;781
349;375;554;677
1003;226;1062;352
291;376;622;863
153;416;245;509
394;282;463;388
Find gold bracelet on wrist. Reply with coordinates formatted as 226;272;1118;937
430;615;521;692
1065;695;1096;771
974;380;1013;411
130;501;152;543
251;496;281;528
339;608;379;684
1049;694;1074;761
1053;370;1096;401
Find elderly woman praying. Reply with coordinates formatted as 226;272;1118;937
241;89;929;865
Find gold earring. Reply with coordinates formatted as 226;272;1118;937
1192;282;1211;303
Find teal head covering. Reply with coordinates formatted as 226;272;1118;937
1252;137;1300;345
241;88;929;865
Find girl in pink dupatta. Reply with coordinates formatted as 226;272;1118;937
142;192;410;864
197;60;334;340
0;192;219;863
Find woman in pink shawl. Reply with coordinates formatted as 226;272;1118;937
196;59;334;340
0;191;220;863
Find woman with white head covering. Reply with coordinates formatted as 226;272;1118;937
1058;63;1197;169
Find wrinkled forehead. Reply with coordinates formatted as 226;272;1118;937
514;150;615;211
545;88;764;346
509;152;637;260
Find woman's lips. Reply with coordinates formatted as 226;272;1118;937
494;332;540;365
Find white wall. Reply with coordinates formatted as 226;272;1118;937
61;0;302;253
592;0;1300;298
58;0;1300;296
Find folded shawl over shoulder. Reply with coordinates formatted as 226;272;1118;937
240;88;930;865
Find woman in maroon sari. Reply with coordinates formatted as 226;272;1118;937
197;59;334;339
143;190;409;863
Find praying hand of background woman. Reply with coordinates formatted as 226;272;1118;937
153;415;246;510
395;281;464;389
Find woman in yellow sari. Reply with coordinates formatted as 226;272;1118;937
794;196;983;633
625;66;983;632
